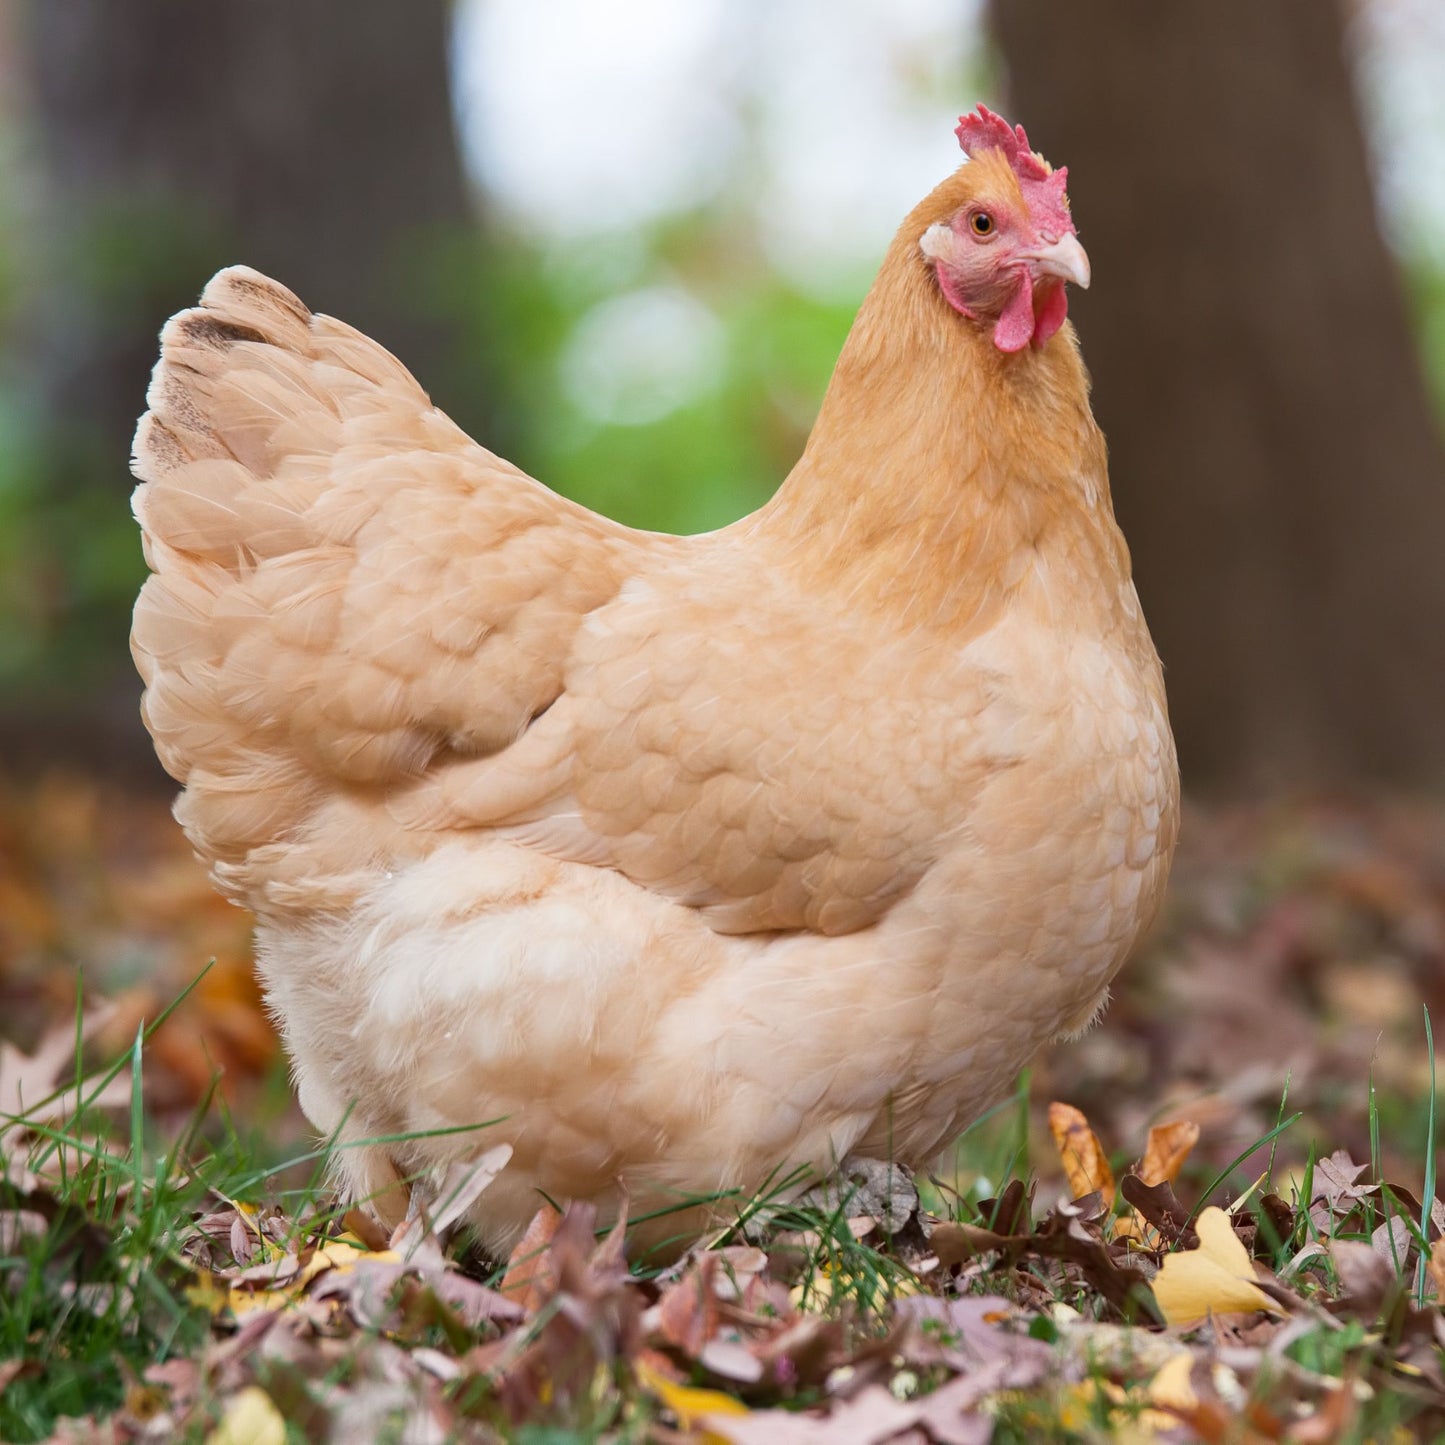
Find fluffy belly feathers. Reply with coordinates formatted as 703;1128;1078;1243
257;691;1173;1256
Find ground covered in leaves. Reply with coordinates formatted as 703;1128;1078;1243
2;778;1445;1442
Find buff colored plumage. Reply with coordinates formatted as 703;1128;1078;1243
131;109;1177;1254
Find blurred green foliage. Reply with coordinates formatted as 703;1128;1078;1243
428;219;857;535
0;191;234;693
1408;258;1445;419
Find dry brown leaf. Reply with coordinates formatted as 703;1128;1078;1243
1139;1120;1200;1187
499;1203;564;1310
654;1253;723;1356
1313;1152;1372;1211
0;1009;126;1126
1117;1175;1192;1247
1370;1213;1414;1272
1048;1101;1115;1204
429;1143;513;1236
1329;1239;1396;1319
341;1207;391;1253
1429;1237;1445;1300
697;1382;920;1445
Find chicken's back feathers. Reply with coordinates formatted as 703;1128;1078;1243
132;267;647;901
133;269;1011;938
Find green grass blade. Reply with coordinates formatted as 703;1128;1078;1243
1183;1112;1303;1232
1417;1005;1438;1307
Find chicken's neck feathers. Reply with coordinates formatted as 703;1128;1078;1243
752;220;1126;637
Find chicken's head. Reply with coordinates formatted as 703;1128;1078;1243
920;105;1089;353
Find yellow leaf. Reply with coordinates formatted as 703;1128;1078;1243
1146;1350;1198;1411
300;1238;396;1281
184;1269;230;1316
1048;1101;1115;1204
1113;1213;1147;1243
1151;1207;1284;1327
227;1240;400;1318
227;1289;290;1320
638;1359;749;1441
206;1387;286;1445
1002;1377;1182;1439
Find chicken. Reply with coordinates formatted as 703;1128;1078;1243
131;106;1178;1254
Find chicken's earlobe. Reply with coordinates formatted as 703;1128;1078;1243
919;225;980;324
918;223;960;265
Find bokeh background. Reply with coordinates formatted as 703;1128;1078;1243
1;0;1443;791
1;2;1444;1186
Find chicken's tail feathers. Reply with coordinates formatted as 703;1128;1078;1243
132;265;427;564
130;265;631;903
134;267;310;485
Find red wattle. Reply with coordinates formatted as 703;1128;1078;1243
992;272;1036;353
1032;281;1069;348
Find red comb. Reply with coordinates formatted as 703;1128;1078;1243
955;105;1050;179
955;105;1073;238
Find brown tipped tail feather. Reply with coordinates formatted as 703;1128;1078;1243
131;266;637;910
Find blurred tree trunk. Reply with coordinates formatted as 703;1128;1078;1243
993;0;1445;791
9;0;476;779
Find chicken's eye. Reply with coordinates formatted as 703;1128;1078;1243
970;212;994;237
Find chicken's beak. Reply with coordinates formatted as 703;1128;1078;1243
1023;233;1091;290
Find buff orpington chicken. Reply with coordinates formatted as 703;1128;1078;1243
131;107;1178;1254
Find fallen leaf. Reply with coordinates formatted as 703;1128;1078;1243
428;1143;513;1236
1331;1238;1396;1315
0;1360;35;1392
310;1250;522;1334
975;1178;1033;1237
931;1204;1152;1319
1151;1207;1285;1327
1048;1101;1115;1204
697;1339;765;1384
638;1358;750;1433
1313;1152;1372;1212
797;1158;918;1235
654;1253;722;1356
184;1269;231;1316
1146;1350;1198;1411
0;1010;128;1148
500;1203;563;1310
1370;1213;1414;1271
225;1237;395;1318
789;1260;919;1314
1139;1120;1200;1187
929;1219;1016;1267
1118;1175;1192;1247
1429;1237;1445;1299
699;1383;920;1445
340;1207;391;1253
205;1386;286;1445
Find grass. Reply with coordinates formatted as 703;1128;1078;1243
4;1019;1444;1442
0;973;346;1439
5;808;1445;1445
